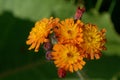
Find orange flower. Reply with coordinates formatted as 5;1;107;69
82;24;106;59
54;18;83;44
26;17;59;52
51;44;85;72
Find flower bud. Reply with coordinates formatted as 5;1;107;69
58;68;66;78
43;42;52;51
74;6;85;20
45;51;52;60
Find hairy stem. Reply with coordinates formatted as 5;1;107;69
76;71;84;80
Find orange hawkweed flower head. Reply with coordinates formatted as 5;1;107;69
26;7;107;78
82;24;106;59
51;44;86;72
26;17;59;52
54;18;84;44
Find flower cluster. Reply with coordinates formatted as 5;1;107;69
26;7;106;78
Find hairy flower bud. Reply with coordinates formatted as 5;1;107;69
74;6;85;20
45;51;52;60
43;42;52;51
58;68;66;78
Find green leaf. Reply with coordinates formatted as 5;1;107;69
0;0;76;21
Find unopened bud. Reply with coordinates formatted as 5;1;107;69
45;51;52;60
43;42;52;51
58;68;66;78
74;6;85;20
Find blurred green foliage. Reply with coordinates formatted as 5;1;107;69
0;0;120;80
